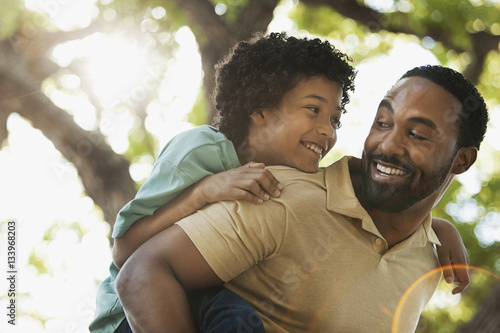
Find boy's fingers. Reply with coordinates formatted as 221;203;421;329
260;170;282;197
246;162;265;168
437;252;454;284
236;163;283;197
452;281;468;294
246;169;282;197
443;269;455;285
451;265;470;294
242;180;267;200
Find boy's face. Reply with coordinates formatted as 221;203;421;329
250;76;343;172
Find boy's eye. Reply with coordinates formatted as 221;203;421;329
307;106;319;113
331;118;342;129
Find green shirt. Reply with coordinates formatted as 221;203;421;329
89;125;240;332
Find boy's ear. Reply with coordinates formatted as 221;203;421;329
250;108;267;126
451;146;477;175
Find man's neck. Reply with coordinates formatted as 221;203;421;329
365;206;431;248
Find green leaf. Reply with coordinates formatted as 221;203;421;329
0;0;22;40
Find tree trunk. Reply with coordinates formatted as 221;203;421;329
459;281;500;332
0;0;495;230
168;0;278;121
0;40;136;227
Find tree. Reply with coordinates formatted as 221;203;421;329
2;0;499;225
0;0;499;331
459;281;500;333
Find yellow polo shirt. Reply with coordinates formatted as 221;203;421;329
178;156;441;332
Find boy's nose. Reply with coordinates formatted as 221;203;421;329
317;117;335;138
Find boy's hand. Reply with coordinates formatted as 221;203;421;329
437;247;470;295
433;217;470;294
199;162;283;205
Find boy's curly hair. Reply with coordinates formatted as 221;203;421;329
212;32;357;148
401;65;488;150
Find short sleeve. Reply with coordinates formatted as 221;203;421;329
112;126;240;238
177;199;287;282
112;160;198;238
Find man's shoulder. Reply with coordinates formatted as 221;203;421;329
264;156;354;183
266;165;326;187
323;155;359;183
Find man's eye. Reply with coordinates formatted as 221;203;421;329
409;130;427;140
375;121;389;128
307;106;319;113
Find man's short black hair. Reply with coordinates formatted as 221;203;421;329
401;65;488;150
213;32;357;148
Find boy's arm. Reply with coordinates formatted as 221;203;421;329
116;182;285;332
113;181;208;268
113;162;282;268
431;217;470;294
116;225;223;333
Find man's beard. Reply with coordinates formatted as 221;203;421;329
361;153;454;213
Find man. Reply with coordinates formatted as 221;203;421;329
115;65;488;332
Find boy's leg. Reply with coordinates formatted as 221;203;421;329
190;287;265;333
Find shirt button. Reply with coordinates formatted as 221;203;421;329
375;238;383;245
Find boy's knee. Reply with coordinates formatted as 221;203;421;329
114;268;128;301
115;261;138;305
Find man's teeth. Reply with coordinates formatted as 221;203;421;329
376;163;406;176
305;143;323;155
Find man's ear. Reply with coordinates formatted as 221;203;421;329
451;146;477;175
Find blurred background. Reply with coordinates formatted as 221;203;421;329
0;0;499;332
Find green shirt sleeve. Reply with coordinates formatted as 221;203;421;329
112;126;240;238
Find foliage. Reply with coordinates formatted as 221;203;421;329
424;165;500;331
0;0;22;40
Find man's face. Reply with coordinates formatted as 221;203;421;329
361;77;463;212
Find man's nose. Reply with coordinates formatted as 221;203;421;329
379;129;405;157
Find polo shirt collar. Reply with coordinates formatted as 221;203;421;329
325;155;441;247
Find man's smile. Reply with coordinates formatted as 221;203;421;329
375;162;408;176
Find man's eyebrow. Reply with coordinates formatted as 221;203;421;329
378;100;394;113
379;99;438;132
408;117;438;132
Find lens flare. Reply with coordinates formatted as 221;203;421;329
392;265;500;333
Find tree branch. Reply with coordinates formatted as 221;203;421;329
0;40;136;227
235;0;280;40
459;281;500;332
464;31;500;83
299;0;500;83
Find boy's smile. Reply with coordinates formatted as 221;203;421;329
247;75;343;173
302;141;325;157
